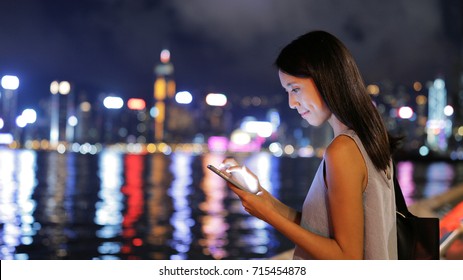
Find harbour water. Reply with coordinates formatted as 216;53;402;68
0;148;461;260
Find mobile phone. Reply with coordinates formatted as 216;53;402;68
207;164;249;192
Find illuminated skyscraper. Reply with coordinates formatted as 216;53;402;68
0;75;19;137
153;49;175;142
75;97;93;144
426;78;451;152
49;81;73;146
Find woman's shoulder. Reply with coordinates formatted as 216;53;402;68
324;132;365;172
326;131;360;156
324;130;368;191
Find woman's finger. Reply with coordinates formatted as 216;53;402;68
219;158;240;171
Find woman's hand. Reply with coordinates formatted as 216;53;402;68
222;163;277;222
218;158;240;172
227;181;278;222
219;158;300;224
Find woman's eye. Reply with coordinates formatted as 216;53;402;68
291;88;300;93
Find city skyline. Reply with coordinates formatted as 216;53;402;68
0;0;462;113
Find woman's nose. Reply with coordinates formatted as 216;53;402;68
288;93;298;109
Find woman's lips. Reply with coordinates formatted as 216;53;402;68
300;111;310;117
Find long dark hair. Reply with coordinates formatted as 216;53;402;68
275;30;398;171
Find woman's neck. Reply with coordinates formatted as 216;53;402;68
328;115;349;137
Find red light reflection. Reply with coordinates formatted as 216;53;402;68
121;154;144;256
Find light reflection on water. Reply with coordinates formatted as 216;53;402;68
397;161;456;205
169;152;194;260
95;150;124;240
0;149;38;260
0;148;460;260
199;153;229;259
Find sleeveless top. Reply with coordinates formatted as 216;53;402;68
293;129;398;259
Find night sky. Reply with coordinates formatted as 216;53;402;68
0;0;461;113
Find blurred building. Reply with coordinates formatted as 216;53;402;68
166;104;197;143
153;49;175;142
74;95;95;144
427;79;451;152
0;75;20;138
49;81;74;147
200;92;232;138
125;98;149;143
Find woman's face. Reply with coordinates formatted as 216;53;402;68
278;70;331;127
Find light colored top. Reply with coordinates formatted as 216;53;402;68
293;130;397;259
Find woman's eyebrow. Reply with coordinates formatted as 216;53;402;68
285;82;297;87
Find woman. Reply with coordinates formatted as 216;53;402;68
222;30;399;259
